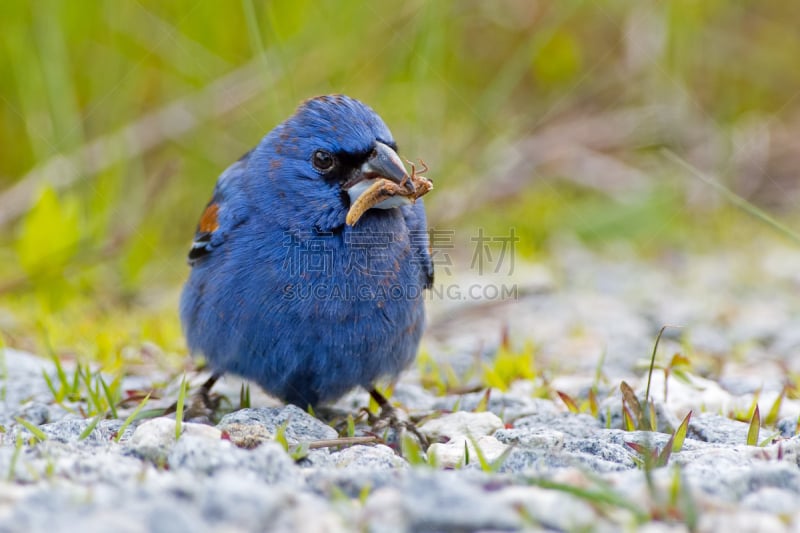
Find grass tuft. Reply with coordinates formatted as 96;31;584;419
239;382;251;409
482;342;536;392
401;433;427;467
466;433;514;473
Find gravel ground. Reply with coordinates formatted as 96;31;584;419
2;242;800;532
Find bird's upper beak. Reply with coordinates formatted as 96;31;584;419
343;141;415;209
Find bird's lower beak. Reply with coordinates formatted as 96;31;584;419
343;141;415;211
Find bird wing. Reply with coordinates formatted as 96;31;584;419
402;200;434;289
187;151;251;265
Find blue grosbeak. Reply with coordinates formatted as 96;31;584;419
180;95;433;409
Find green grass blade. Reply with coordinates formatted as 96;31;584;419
70;364;81;398
620;381;643;429
78;415;103;441
593;349;607;389
656;434;675;467
527;478;649;523
131;409;166;421
474;388;491;413
648;400;657;432
662;149;800;245
15;417;47;442
79;366;102;415
114;393;150;443
672;411;692;452
42;369;59;400
53;356;69;391
466;434;489;471
466;433;514;473
289;442;309;461
174;374;188;441
645;325;682;405
747;405;760;446
557;391;579;414
765;389;784;426
242;0;267;62
240;382;251;409
588;387;599;418
622;404;636;432
8;433;23;481
400;433;425;466
99;375;118;419
358;484;372;505
759;432;780;447
274;420;290;452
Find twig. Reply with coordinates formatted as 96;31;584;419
306;436;379;449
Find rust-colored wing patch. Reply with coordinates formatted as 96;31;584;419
198;202;220;233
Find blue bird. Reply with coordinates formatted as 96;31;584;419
180;95;433;410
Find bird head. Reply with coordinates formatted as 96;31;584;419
248;95;415;232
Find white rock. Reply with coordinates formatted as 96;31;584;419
495;427;565;449
419;411;504;442
428;435;509;469
129;417;222;462
646;370;734;418
135;417;222;442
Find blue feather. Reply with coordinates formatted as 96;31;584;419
180;95;431;407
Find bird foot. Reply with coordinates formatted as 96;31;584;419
164;373;224;424
367;389;429;452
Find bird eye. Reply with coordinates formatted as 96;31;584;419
312;150;335;172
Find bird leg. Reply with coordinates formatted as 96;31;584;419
164;372;224;423
195;372;222;406
368;388;429;450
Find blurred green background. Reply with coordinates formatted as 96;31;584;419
1;0;799;371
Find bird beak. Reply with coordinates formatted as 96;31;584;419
343;142;416;210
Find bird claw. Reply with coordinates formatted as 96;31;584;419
164;373;224;424
370;403;429;450
366;388;429;453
